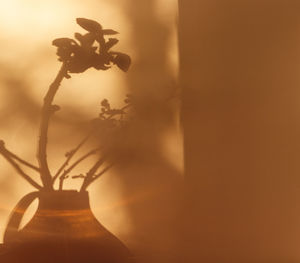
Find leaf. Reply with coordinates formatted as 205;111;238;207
101;99;110;108
102;29;119;35
0;140;4;148
76;18;102;32
112;52;131;72
105;38;119;50
93;64;111;70
65;73;71;79
74;33;84;42
52;38;75;47
75;32;95;47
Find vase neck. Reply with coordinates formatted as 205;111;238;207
38;190;90;211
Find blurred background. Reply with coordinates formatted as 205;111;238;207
180;0;300;262
0;1;182;263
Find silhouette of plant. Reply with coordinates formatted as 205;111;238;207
0;18;131;192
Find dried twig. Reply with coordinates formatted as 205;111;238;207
59;175;69;190
79;157;107;191
37;63;67;190
0;149;42;190
2;148;40;172
80;162;115;192
53;133;91;183
53;148;100;185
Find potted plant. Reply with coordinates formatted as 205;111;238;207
0;18;134;263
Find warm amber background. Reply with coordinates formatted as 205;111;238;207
180;0;300;262
0;1;182;263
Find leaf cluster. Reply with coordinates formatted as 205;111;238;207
52;18;131;78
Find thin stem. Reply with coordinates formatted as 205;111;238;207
107;104;131;120
37;63;67;190
80;162;115;192
4;148;40;172
53;134;91;182
0;150;42;190
53;148;100;185
58;175;68;190
80;157;106;192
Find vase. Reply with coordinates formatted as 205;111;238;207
0;190;135;263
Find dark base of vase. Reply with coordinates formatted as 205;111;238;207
0;240;135;263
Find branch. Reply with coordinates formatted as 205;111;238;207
37;63;67;190
53;133;91;183
80;157;106;192
53;148;100;185
58;175;69;190
0;149;42;190
105;104;132;120
80;162;115;191
4;148;40;172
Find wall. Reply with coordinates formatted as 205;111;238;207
180;1;300;262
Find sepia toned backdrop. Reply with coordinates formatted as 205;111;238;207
180;0;300;262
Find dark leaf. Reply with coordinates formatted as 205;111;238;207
105;38;119;50
75;32;95;47
101;99;110;108
102;29;119;35
65;73;71;79
111;52;131;72
0;140;4;148
74;33;84;42
52;38;76;47
93;64;111;70
76;18;102;33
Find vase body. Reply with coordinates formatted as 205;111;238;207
0;190;134;263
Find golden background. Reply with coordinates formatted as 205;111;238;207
0;1;182;262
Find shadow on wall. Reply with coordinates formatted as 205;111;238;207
0;2;182;263
109;1;184;263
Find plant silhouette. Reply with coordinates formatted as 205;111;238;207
0;17;131;192
0;18;134;263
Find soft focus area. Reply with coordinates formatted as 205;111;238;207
0;1;182;263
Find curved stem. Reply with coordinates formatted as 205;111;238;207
53;148;100;186
53;133;91;183
37;63;67;190
79;157;106;192
80;162;114;192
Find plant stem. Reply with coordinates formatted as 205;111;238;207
53;134;91;183
80;157;106;192
53;148;100;185
4;148;40;172
37;63;67;190
58;175;68;190
0;150;42;190
80;162;115;192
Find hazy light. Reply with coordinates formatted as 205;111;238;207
0;0;181;246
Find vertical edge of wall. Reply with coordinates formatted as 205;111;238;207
179;0;300;262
